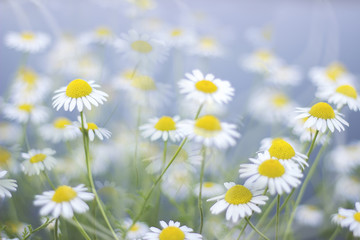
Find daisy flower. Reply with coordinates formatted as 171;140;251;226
290;117;327;145
71;115;111;141
21;148;56;176
207;182;268;223
39;117;80;143
239;151;303;195
309;62;354;87
0;170;17;198
316;84;360;111
140;115;183;142
260;138;308;168
3;102;49;124
34;184;94;218
0;122;21;144
122;219;148;240
295;102;349;133
144;220;202;240
52;79;108;112
338;202;360;237
161;168;193;201
265;64;302;86
65;54;103;79
334;176;360;202
178;69;234;105
331;211;347;226
5;31;50;53
188;35;224;58
80;26;115;45
330;141;360;174
240;49;282;74
295;205;324;227
179;115;240;149
194;182;224;198
157;26;196;48
114;30;167;65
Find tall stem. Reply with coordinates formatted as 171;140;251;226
73;216;91;240
198;147;206;234
80;112;119;240
54;218;59;240
245;217;269;240
275;195;280;240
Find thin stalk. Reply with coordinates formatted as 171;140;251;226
198;147;206;234
276;195;280;240
245;218;270;240
22;121;30;151
73;216;91;240
54;218;59;240
43;172;55;190
80;112;119;240
134;106;141;187
329;226;340;240
236;220;247;240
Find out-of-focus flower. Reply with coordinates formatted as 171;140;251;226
290;117;327;145
71;115;111;141
188;35;224;58
309;62;354;87
122;219;148;240
39;117;80;143
144;220;202;240
329;142;360;174
265;65;302;86
240;49;282;74
331;211;347;226
334;176;360;202
140;115;184;142
21;148;56;176
0;122;21;144
194;182;224;198
316;84;360;111
295;205;324;227
5;31;50;53
3;102;49;124
80;26;116;45
245;25;273;47
157;26;196;48
161;168;193;201
338;202;360;237
0;169;17;198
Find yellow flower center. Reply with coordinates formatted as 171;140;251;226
354;212;360;222
159;226;185;240
171;29;183;37
53;117;72;129
200;37;216;49
52;186;77;203
335;85;357;99
258;159;285;178
131;40;153;53
122;70;137;80
272;94;289;107
195;115;222;132
131;75;156;90
30;153;47;163
308;102;335;119
255;50;272;61
21;32;35;40
18;104;34;112
130;224;140;232
154;116;176;131
134;0;153;9
87;123;98;130
195;80;218;93
224;185;253;205
65;79;92;98
269;138;295;160
203;182;215;188
326;63;346;81
95;27;112;37
0;147;11;165
19;69;37;85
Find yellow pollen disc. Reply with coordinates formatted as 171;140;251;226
130;224;140;232
159;226;185;240
21;32;35;40
200;37;215;49
131;75;156;90
203;182;215;188
336;85;357;99
134;0;152;9
65;79;92;98
326;63;346;81
224;185;253;205
29;153;47;163
131;40;153;53
269;138;295;160
272;94;289;107
87;123;98;130
154;116;176;131
308;102;335;119
0;147;11;165
95;27;112;37
354;212;360;222
52;186;77;203
258;159;285;178
53;117;71;129
171;29;183;37
18;104;34;112
255;50;272;61
195;115;222;131
19;69;37;85
195;80;218;93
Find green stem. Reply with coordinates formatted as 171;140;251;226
236;221;247;240
22;121;30;151
73;216;91;240
245;218;269;240
198;147;206;234
54;218;59;240
134;106;141;187
329;226;340;240
80;112;119;240
43;172;55;190
276;195;280;240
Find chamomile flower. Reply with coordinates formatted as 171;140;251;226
260;138;308;168
21;148;56;176
295;102;349;133
5;31;50;53
122;219;148;240
0;170;17;198
240;49;282;74
334;176;360;202
316;84;360;111
158;26;196;48
331;211;347;226
140;115;183;142
178;69;234;105
115;30;167;65
161;168;193;201
0;122;21;144
72;115;111;141
239;151;303;195
265;64;302;86
34;184;94;218
52;79;108;112
194;182;224;198
39;117;80;143
3;102;49;124
66;54;103;79
309;62;354;87
144;220;202;240
330;142;360;173
80;26;115;45
295;205;324;227
207;182;268;223
188;35;224;57
179;115;240;149
338;202;360;237
290;117;327;145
